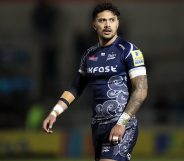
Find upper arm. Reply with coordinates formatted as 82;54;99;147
124;43;148;97
121;43;146;78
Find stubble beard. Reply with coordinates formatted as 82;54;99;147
100;32;117;44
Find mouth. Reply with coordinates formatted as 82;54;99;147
103;29;112;35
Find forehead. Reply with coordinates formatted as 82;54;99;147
96;10;117;19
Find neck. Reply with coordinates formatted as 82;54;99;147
99;35;118;47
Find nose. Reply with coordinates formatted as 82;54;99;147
105;20;110;27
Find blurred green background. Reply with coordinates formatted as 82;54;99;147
2;159;184;161
0;0;184;161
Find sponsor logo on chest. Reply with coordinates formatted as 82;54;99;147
87;65;117;73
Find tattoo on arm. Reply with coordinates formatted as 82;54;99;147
124;75;148;117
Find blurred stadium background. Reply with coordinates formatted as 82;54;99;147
0;0;184;161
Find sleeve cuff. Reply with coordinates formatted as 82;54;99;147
129;66;146;79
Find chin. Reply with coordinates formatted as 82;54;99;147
102;35;114;40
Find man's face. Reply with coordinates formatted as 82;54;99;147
93;10;119;40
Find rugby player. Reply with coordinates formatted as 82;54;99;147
43;3;148;161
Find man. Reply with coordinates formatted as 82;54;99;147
43;3;148;161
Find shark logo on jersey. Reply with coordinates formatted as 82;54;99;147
107;52;116;61
87;65;117;73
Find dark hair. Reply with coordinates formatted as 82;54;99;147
92;2;120;20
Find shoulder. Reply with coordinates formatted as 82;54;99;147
85;44;99;56
82;44;99;59
115;37;141;60
81;44;99;63
115;37;138;53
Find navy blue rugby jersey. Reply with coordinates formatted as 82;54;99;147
78;37;146;125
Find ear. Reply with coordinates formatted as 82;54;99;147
92;21;96;30
117;19;119;29
93;24;96;30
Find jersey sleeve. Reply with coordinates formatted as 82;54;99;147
78;52;87;74
124;43;146;79
69;72;88;98
71;51;89;98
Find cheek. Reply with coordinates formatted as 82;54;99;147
116;25;119;30
111;25;118;31
116;20;119;28
114;22;119;30
115;23;119;30
96;25;104;32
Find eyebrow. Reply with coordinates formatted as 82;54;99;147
97;16;116;20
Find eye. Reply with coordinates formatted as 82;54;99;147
109;18;115;22
98;18;106;23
